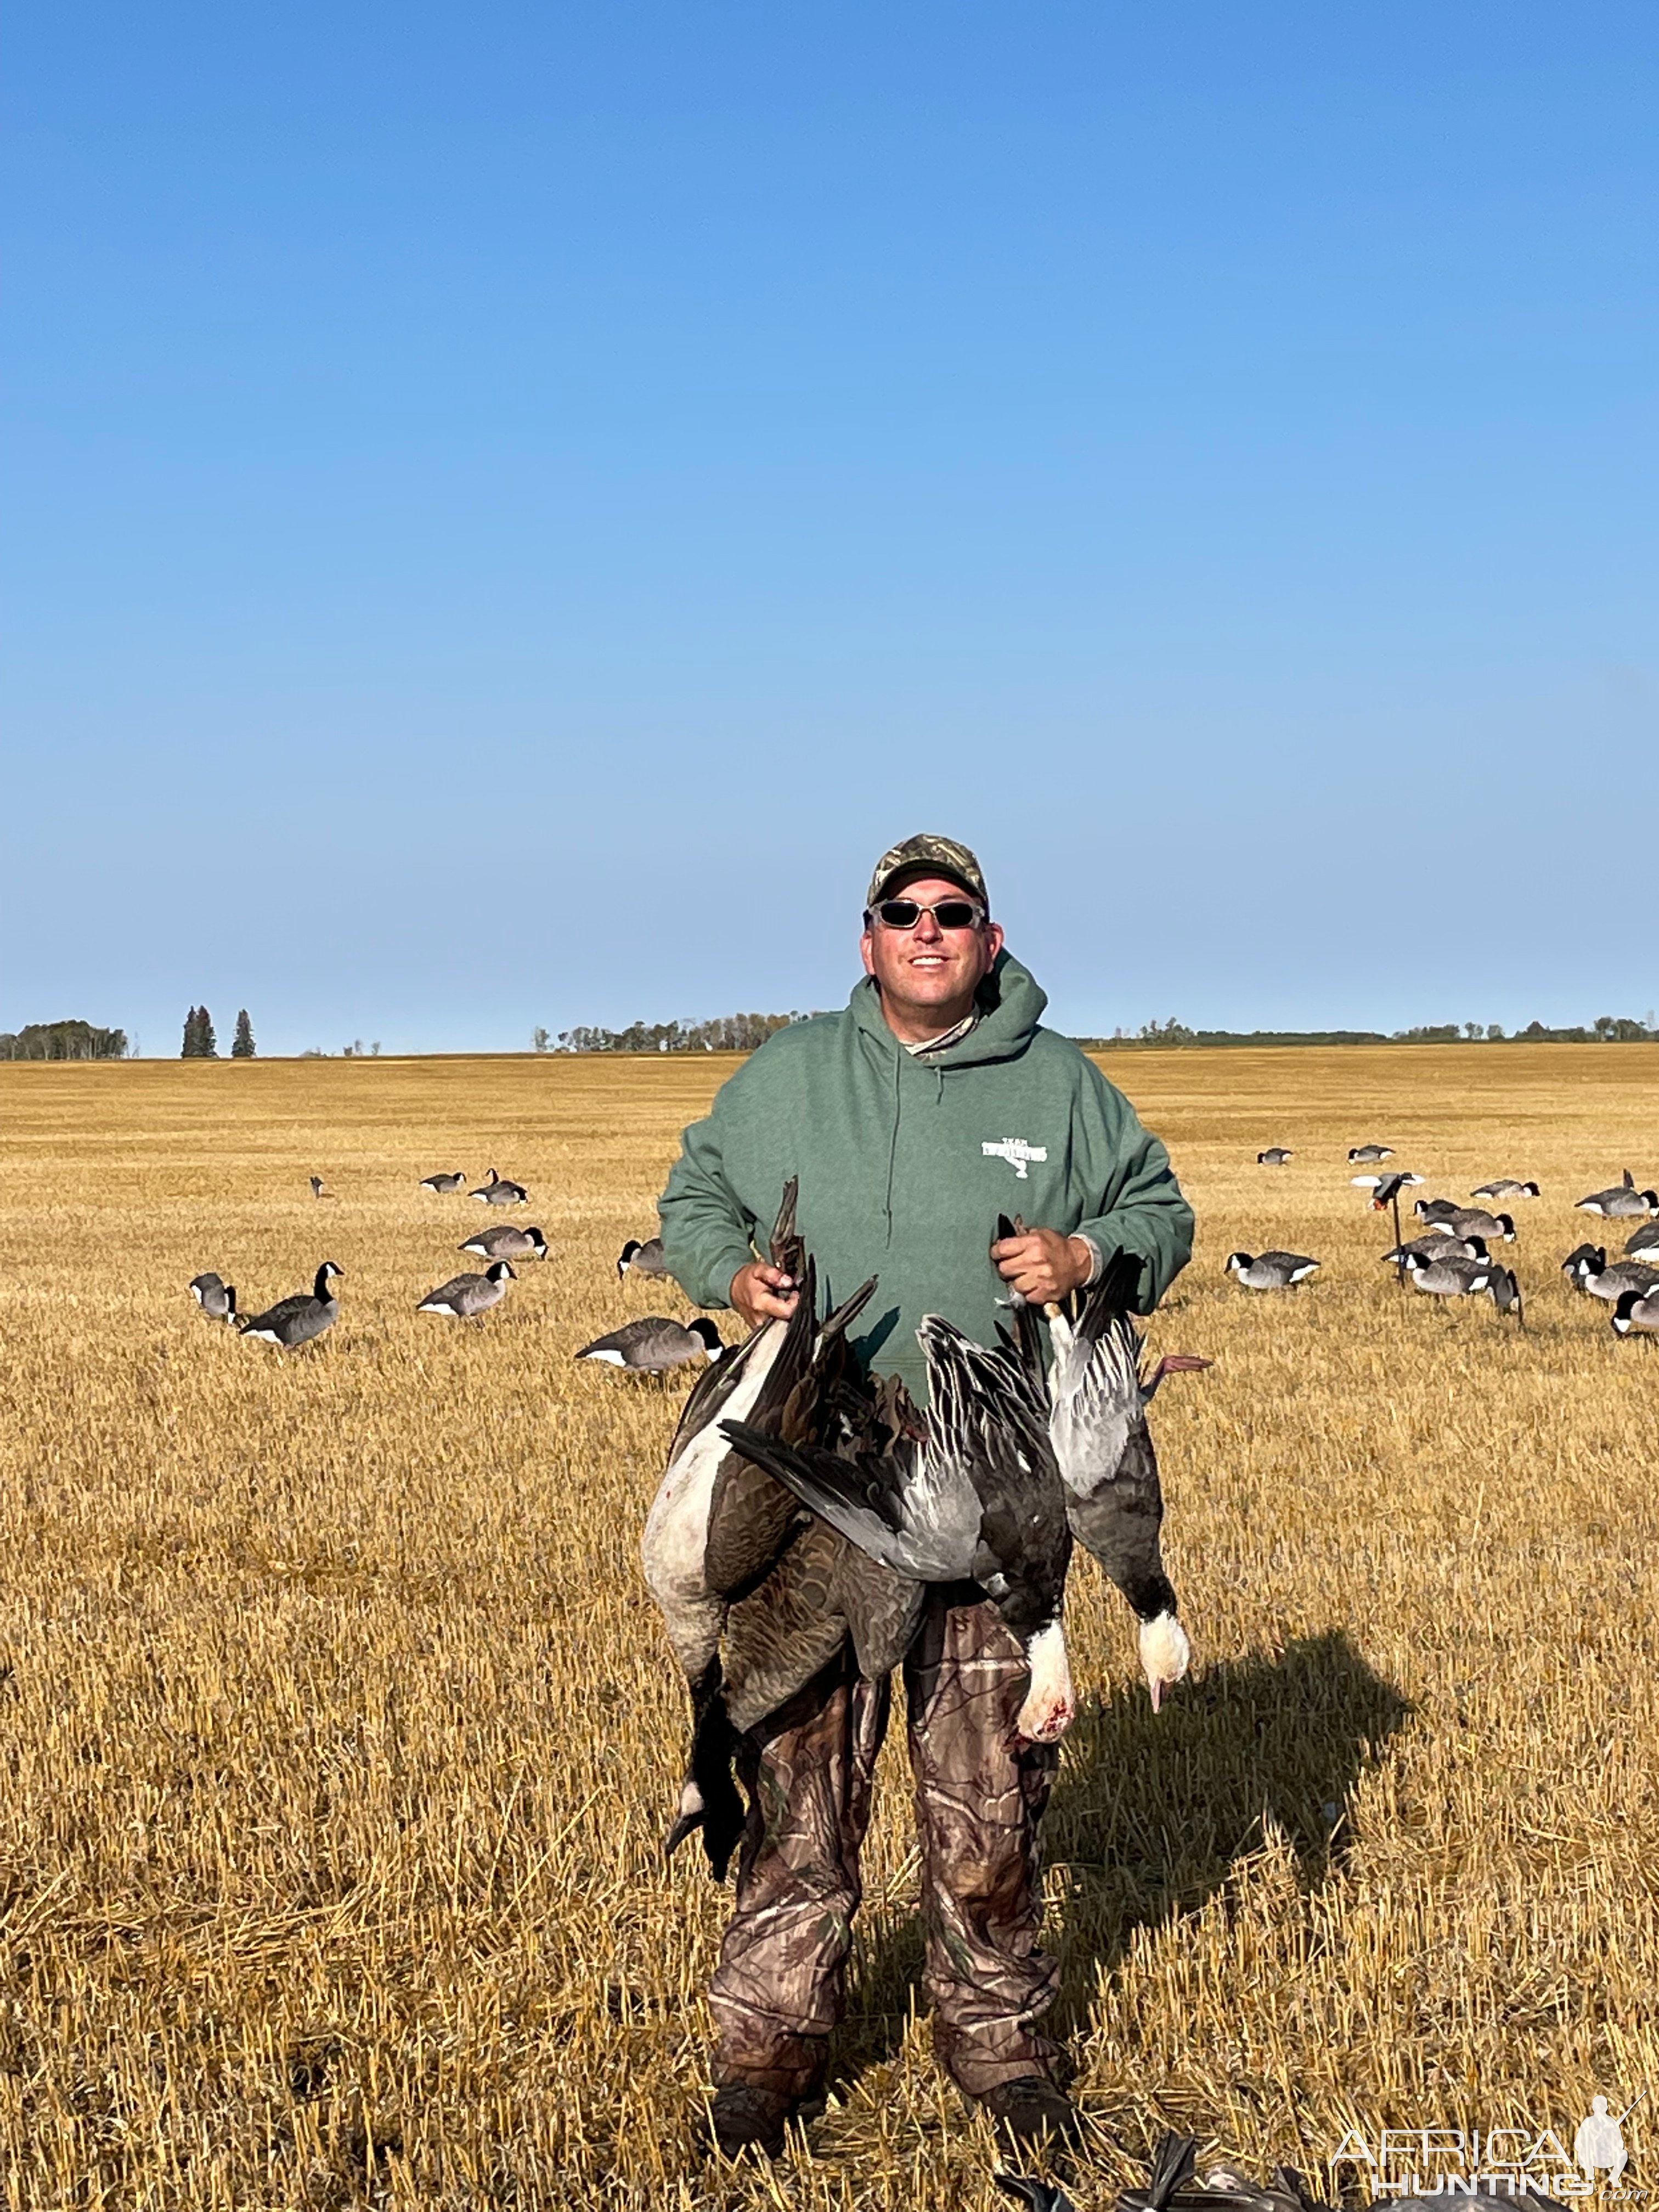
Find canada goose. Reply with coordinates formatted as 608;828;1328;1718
1432;1206;1516;1243
1576;1170;1659;1219
1612;1288;1659;1338
1256;1148;1293;1166
1381;1234;1488;1266
471;1167;529;1206
1623;1220;1659;1262
309;1175;336;1200
577;1314;724;1373
1226;1251;1319;1289
1039;1254;1209;1712
238;1262;343;1348
723;1314;1076;1744
1352;1171;1425;1190
188;1272;238;1323
1348;1144;1395;1163
1565;1248;1659;1302
419;1170;467;1193
1403;1251;1523;1318
1471;1178;1541;1200
617;1235;669;1279
460;1223;546;1262
417;1260;516;1318
1413;1197;1463;1226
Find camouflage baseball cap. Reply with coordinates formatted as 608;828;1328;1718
865;833;989;914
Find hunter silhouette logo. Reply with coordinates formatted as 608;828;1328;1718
983;1137;1048;1180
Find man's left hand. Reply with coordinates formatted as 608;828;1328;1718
991;1228;1094;1307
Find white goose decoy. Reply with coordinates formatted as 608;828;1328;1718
1256;1148;1294;1166
617;1235;669;1280
1348;1144;1395;1163
417;1259;516;1318
722;1317;1077;1745
1471;1178;1541;1200
460;1223;547;1262
471;1166;529;1207
239;1262;343;1348
577;1314;724;1373
188;1271;238;1323
1563;1246;1659;1302
1226;1250;1319;1289
1403;1251;1523;1319
1612;1288;1659;1338
419;1170;467;1193
1577;1170;1659;1219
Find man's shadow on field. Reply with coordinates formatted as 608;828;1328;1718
834;1628;1410;2082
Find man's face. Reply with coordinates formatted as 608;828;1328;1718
860;874;1005;1037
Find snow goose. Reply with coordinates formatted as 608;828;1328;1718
238;1262;343;1348
1471;1178;1541;1200
1577;1170;1659;1218
419;1170;467;1193
721;1315;1076;1744
188;1272;238;1323
617;1235;668;1280
471;1167;529;1206
1226;1251;1319;1290
1611;1288;1659;1338
1256;1147;1294;1166
417;1260;516;1319
577;1314;723;1373
460;1223;546;1262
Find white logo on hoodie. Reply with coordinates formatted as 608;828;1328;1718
983;1137;1048;1180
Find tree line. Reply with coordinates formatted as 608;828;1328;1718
545;1012;819;1054
182;1008;256;1058
1082;1014;1659;1048
0;1019;130;1060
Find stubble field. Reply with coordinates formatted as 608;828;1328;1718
1;1045;1656;2210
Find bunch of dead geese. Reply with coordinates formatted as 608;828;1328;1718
186;1164;676;1351
640;1182;1208;1878
1236;1146;1659;1337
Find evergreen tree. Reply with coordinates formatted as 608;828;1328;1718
232;1009;256;1058
182;1006;201;1058
199;1007;218;1058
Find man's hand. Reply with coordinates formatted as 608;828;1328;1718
730;1261;800;1329
991;1228;1094;1308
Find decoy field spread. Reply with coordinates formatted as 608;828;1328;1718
1;1042;1657;2209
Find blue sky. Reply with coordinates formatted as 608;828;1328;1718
4;3;1656;1052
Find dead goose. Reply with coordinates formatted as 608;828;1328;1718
419;1170;467;1193
460;1223;547;1262
1348;1144;1395;1163
1564;1247;1659;1302
1612;1288;1659;1338
1577;1170;1659;1219
188;1271;238;1323
417;1259;516;1318
617;1235;669;1279
1403;1251;1523;1318
577;1314;724;1373
1380;1233;1488;1266
1256;1147;1294;1166
1226;1250;1319;1289
470;1166;529;1206
238;1262;343;1348
1471;1178;1541;1200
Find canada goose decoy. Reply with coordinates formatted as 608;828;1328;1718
470;1166;529;1206
1624;1220;1659;1262
1471;1178;1541;1200
309;1175;336;1200
1256;1147;1293;1166
1348;1144;1395;1164
188;1271;238;1323
238;1261;343;1348
1226;1251;1319;1289
460;1223;547;1262
577;1314;724;1373
723;1314;1077;1744
1612;1288;1659;1338
1576;1170;1659;1219
1352;1170;1424;1190
1432;1206;1516;1243
1381;1233;1488;1267
1037;1253;1208;1712
1413;1196;1463;1226
419;1170;467;1193
617;1235;669;1279
417;1259;516;1318
1403;1251;1523;1319
1564;1248;1659;1302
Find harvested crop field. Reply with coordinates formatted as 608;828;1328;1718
1;1044;1655;2209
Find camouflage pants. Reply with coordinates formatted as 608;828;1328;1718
707;1588;1063;2101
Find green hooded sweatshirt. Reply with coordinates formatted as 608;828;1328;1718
657;952;1194;1400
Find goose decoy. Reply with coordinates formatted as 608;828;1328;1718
1576;1170;1659;1219
1226;1251;1319;1289
1256;1147;1294;1166
460;1223;547;1262
309;1175;336;1200
1348;1144;1395;1163
1431;1206;1516;1243
577;1314;724;1373
417;1259;516;1318
188;1272;238;1323
1565;1248;1659;1302
1403;1251;1522;1318
470;1166;529;1206
1380;1233;1488;1267
419;1170;467;1193
617;1235;669;1279
723;1314;1077;1744
1352;1170;1424;1190
238;1262;343;1348
1623;1220;1659;1262
1038;1253;1208;1712
1413;1196;1463;1226
1471;1178;1541;1200
1612;1287;1659;1338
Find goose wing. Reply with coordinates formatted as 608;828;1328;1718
239;1290;318;1333
718;1419;975;1581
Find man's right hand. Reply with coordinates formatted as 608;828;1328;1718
730;1261;800;1329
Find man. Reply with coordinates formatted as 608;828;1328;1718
658;834;1194;2158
